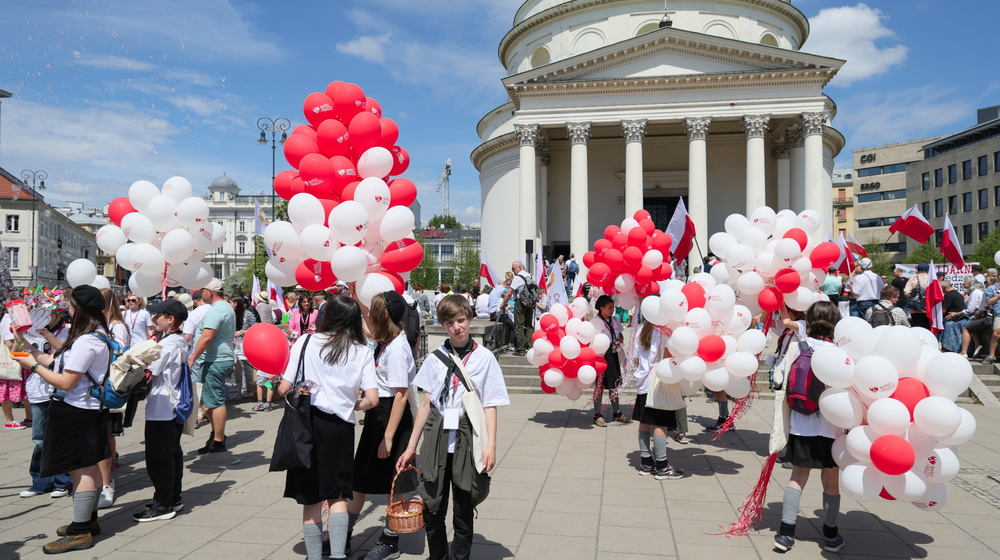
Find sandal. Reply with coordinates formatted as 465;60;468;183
195;415;208;428
673;434;690;444
613;414;632;424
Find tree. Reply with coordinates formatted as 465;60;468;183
273;200;289;223
968;227;1000;268
408;232;438;289
862;235;894;277
905;241;945;266
223;237;269;296
427;214;461;229
453;237;480;288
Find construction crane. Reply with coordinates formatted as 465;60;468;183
437;158;451;217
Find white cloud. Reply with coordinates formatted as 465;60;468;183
167;95;228;116
807;4;908;86
76;55;155;72
336;33;393;64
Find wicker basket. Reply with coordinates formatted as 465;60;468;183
386;465;426;534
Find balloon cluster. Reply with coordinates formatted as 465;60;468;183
707;207;840;313
814;319;976;511
85;177;222;295
263;82;421;304
525;298;612;399
583;210;675;310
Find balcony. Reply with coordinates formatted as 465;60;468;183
833;197;854;208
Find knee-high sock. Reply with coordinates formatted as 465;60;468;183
781;486;802;528
303;521;324;560
822;493;841;537
73;489;98;524
347;511;359;534
651;435;668;463
718;399;729;418
638;429;651;458
328;512;349;560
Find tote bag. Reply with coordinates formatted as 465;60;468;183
270;335;314;472
0;343;22;381
438;350;488;474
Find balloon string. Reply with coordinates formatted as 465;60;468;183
713;311;774;439
161;263;169;301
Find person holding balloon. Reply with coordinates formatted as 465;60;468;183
631;319;686;480
590;295;629;427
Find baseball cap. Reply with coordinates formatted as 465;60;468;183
382;290;407;324
202;278;225;293
147;299;189;322
917;263;929;272
177;293;194;309
167;290;178;298
858;258;873;270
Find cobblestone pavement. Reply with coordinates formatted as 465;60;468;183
1;394;999;559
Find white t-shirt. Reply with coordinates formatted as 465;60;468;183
109;320;130;348
124;309;153;346
145;332;189;422
58;331;112;411
26;326;69;404
633;329;660;395
475;294;490;319
374;331;416;398
282;334;378;422
787;337;843;440
510;270;532;296
183;304;211;337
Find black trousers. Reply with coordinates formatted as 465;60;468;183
425;454;474;560
513;303;533;352
145;420;184;510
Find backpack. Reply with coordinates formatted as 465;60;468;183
868;303;895;327
402;301;421;352
907;282;925;312
84;333;131;410
516;272;538;307
785;341;826;416
174;362;194;425
567;260;579;274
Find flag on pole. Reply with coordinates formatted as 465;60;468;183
536;251;546;295
251;274;262;307
479;254;502;286
547;260;567;306
254;200;269;236
571;274;584;299
926;261;944;334
268;280;287;314
666;198;696;261
843;232;868;258
940;215;966;268
835;232;856;275
888;204;934;244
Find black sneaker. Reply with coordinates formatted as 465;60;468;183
773;534;795;552
365;538;401;560
705;417;729;433
638;463;654;476
653;464;684;480
144;500;184;512
824;534;845;552
197;439;227;454
132;507;177;523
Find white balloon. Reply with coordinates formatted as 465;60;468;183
911;482;948;511
354;177;391;222
866;398;911;437
90;275;111;290
614;273;635;293
192;222;226;253
919;446;960;483
161;176;193;203
160;229;195;264
936;408;977;445
683;308;712;337
555;378;574;396
735;271;765;295
620;218;639;233
773;215;795;238
331;246;369;282
66;259;98;287
876;326;922;378
263;221;302;259
706;284;736;321
655;359;683;383
532;338;553;360
725;374;752;398
178;262;212;290
721;335;737;359
145;194;179;232
380;206;416;243
577;365;597;385
565;317;583;339
724;351;758;377
128;180;160;215
357;147;394;179
818;388;865;429
773;238;801;266
840;464;883;502
883;471;928;501
129;243;165;275
853;355;899;400
754;251;779;278
591;333;611;354
571;297;589;319
116;243;136;271
265;256;299;286
659;289;688;322
575;322;596;344
834;317;876;359
749;206;777;235
846;425;879;464
288;193;325;232
924;353;974;401
810;345;855;389
670;326;699;355
708;232;737;260
128;271;163;298
913;396;962;437
640;297;663;325
94;226;126;258
121;213;156;244
330;201;370;246
905;424;937;461
726;305;753;335
724;213;751;239
300;224;338;261
356;273;395;307
560;336;581;359
725;244;756;272
911;327;938;348
796;209;821;233
702;365;730;391
678;356;707;381
543;368;565;389
177;197;210;230
710;262;731;285
525;349;544;367
832;435;856;469
618;291;639;311
740;226;768;255
737;329;767;355
678;378;703;396
641;249;663;270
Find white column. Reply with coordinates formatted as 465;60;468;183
773;140;791;210
801;112;830;239
539;149;549;247
621;119;647;219
787;126;805;212
743;114;770;215
685;117;711;276
514;123;541;272
568;122;591;271
823;148;835;240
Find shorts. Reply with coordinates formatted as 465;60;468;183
0;372;26;403
256;372;272;386
199;361;234;409
993;316;1000;330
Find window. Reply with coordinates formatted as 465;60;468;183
216;246;223;254
5;247;18;269
857;193;882;203
884;242;907;252
883;163;907;174
858;218;897;228
935;168;943;187
922;172;930;190
858;167;882;178
837;208;846;222
963;160;973;180
935;230;943;247
5;215;19;232
838;189;847;202
963;192;973;212
980;156;989;176
996;185;1000;206
948;164;957;183
857;189;906;203
948;196;957;214
97;263;105;275
238;240;246;254
979;222;989;241
935;199;944;217
981;189;990;209
239;221;246;232
439;244;455;262
962;224;973;244
213;265;223;278
922;201;931;217
995;152;1000;173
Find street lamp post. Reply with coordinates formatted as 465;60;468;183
20;170;46;287
256;117;290;222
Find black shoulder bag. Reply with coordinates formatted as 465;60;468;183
270;335;314;472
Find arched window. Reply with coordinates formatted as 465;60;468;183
635;22;660;36
760;33;779;47
530;47;550;68
703;21;736;40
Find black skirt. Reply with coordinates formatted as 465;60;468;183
602;351;622;392
283;407;356;505
108;412;124;436
353;396;415;495
41;399;110;477
632;394;681;428
783;434;837;469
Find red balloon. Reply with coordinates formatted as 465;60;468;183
627;227;648;248
654;263;672;281
612;232;629;250
365;97;382;119
758;287;784;312
317;119;351;158
293;125;317;140
540;381;556;394
108;197;136;227
380;271;405;294
319;198;339;224
879;488;897;501
341;181;360;201
334;83;366;122
283;134;320;169
594;357;608;374
870;435;915;476
562;360;579;379
289;176;306;197
647;282;661;294
681;282;706;309
635;265;653;285
577;347;596;366
810;242;841;270
540;314;559;333
303;92;337;127
531;330;546;342
891;379;930;421
638;218;656;235
582;251;596;268
299;153;336;194
274;170;299;201
548;348;566;368
349;112;382;154
633;209;651;222
774;268;801;294
390;146;410;176
324;81;346;105
296;259;337;291
698;335;726;363
379;118;399;148
546;329;563;344
388;178;417;207
593;239;613;260
649;230;672;254
587;263;612;285
622;246;643;274
329;156;358;192
783;228;808;251
381;238;424;273
243;323;291;374
604;225;621;241
603;249;624;273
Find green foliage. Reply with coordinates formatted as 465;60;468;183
905;241;945;266
223;270;250;297
968;227;1000;268
273;200;289;223
407;232;438;290
453;237;480;288
862;235;894;277
427;214;461;229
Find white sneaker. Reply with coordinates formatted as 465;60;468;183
19;490;42;498
50;488;70;498
98;485;115;509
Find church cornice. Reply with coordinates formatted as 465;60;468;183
471;132;519;171
500;0;810;67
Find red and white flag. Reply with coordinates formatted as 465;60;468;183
888;204;935;244
268;280;287;314
536;251;547;295
940;215;966;268
571;274;584;299
834;232;856;275
666;198;696;261
479;254;502;287
925;261;944;334
251;274;262;307
843;232;868;258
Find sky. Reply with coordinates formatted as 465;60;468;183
1;0;998;227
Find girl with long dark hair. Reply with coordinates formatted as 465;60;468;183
590;295;629;426
289;294;317;336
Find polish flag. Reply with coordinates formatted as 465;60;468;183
843;232;868;258
666;198;696;261
268;280;287;314
479;254;502;286
571;274;584;299
835;232;855;275
888;204;935;244
925;261;944;334
251;274;262;307
940;215;966;268
536;251;547;295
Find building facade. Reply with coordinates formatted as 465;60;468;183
907;106;1000;256
474;0;846;275
55;202;117;286
201;175;273;280
831;168;854;241
415;227;481;288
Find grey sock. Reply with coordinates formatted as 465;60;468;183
822;493;841;528
302;521;324;560
73;489;99;524
638;429;651;458
328;512;349;560
719;400;729;417
347;511;359;533
652;435;668;463
382;526;399;543
781;486;803;526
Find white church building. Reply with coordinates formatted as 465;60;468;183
473;0;846;273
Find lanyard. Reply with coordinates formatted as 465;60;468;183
126;310;142;332
438;343;476;408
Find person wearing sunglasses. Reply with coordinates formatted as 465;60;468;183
123;294;154;347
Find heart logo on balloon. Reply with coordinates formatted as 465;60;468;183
312;103;333;114
355;224;364;232
323;241;330;247
304;178;324;187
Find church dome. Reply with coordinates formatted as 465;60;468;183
210;174;238;189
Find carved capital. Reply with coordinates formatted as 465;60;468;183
799;112;829;136
785;126;805;148
534;137;547;157
513;123;541;147
566;122;592;145
771;140;790;160
742;114;771;139
540;151;551;167
620;119;647;143
684;117;711;140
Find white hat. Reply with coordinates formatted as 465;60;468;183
202;278;225;293
177;293;194;309
858;257;873;270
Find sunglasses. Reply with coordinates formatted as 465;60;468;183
127;299;138;303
